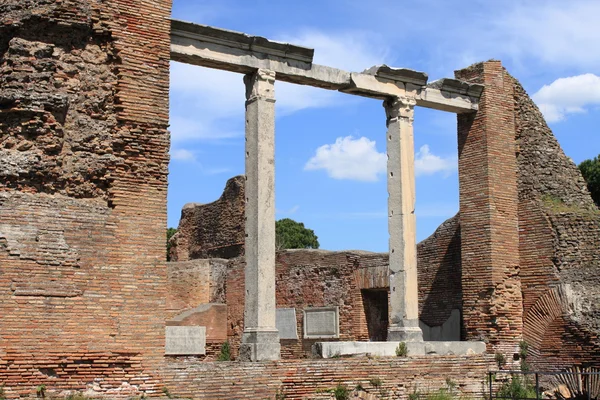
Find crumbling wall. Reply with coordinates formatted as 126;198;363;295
226;250;375;360
169;175;245;261
0;0;171;397
417;213;462;329
510;75;600;370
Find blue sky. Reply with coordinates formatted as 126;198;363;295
168;0;600;252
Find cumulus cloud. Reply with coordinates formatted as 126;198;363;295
414;145;457;177
305;138;456;182
305;136;386;182
532;73;600;123
276;205;300;216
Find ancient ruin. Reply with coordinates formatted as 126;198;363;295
1;0;599;399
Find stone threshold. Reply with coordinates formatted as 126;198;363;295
313;341;487;358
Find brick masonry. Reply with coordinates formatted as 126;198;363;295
169;176;245;261
159;355;496;400
1;0;599;397
0;0;171;397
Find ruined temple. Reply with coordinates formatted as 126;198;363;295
1;0;599;398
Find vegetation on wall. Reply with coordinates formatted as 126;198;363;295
578;154;600;208
275;218;320;250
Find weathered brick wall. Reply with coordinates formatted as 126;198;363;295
166;259;227;312
0;0;171;397
455;61;523;355
510;74;600;370
226;250;374;360
160;355;496;400
169;175;245;261
417;213;462;328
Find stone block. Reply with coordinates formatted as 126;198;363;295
276;308;298;340
312;341;486;358
165;326;206;355
303;307;339;339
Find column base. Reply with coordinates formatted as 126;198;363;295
239;330;281;361
388;320;423;342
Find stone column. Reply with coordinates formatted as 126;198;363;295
239;69;281;361
384;96;423;342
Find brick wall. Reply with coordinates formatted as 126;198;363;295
417;213;462;328
455;61;523;355
160;355;496;400
169;175;245;261
0;0;171;397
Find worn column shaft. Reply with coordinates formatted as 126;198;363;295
239;69;281;361
385;96;423;342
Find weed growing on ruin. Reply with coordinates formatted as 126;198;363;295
518;341;531;372
355;383;364;391
541;194;600;216
494;352;506;368
408;387;421;400
0;385;6;400
36;384;46;398
369;377;383;388
330;351;342;359
162;386;173;399
396;342;408;357
496;375;536;399
332;383;349;400
217;341;231;361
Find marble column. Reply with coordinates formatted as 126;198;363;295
384;96;423;342
239;69;281;361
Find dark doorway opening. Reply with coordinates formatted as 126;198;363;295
361;289;389;341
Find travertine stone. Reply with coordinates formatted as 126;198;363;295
171;20;481;113
303;307;339;339
276;308;299;340
239;68;281;361
165;326;206;355
384;96;423;342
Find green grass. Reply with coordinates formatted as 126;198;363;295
541;194;600;216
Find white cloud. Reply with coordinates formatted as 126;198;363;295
493;1;600;70
276;205;300;216
305;139;457;182
170;148;196;162
304;136;386;182
277;29;389;72
414;145;456;177
532;73;600;122
169;29;389;141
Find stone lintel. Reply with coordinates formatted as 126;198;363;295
363;64;429;87
171;20;480;112
171;19;314;63
428;78;484;97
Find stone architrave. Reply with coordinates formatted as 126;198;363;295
276;308;298;340
384;96;423;342
239;69;281;361
165;326;206;355
303;307;339;339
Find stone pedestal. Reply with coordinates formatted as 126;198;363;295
239;69;281;361
384;96;423;342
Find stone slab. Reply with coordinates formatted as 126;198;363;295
276;308;298;340
165;326;206;355
303;307;339;339
313;341;486;358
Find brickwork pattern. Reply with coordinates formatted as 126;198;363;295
455;62;523;354
0;0;171;397
169;176;245;261
416;213;462;328
160;355;496;400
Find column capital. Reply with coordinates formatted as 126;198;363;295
244;69;276;103
383;96;416;123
